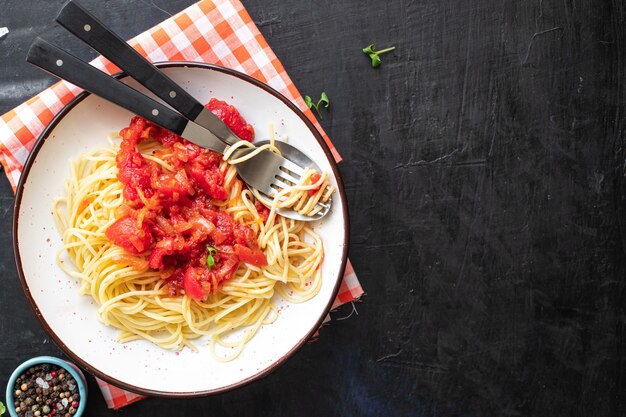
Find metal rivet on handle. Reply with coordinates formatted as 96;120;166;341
56;59;63;67
84;24;91;32
152;109;159;116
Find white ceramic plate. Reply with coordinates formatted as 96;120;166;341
13;63;348;396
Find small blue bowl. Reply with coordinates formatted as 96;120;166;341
5;356;87;417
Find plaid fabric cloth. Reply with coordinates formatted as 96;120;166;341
0;0;363;409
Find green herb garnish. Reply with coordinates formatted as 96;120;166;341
362;43;396;68
0;401;5;415
206;246;217;269
304;92;330;119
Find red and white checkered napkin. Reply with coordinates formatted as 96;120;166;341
0;0;363;409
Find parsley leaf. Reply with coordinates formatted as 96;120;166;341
206;246;217;269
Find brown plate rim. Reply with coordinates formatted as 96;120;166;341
12;61;350;397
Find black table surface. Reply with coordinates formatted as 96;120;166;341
1;1;625;416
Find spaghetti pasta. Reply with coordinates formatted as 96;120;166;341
52;107;329;361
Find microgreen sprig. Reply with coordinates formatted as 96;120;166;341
304;92;330;119
206;246;217;269
0;401;5;415
363;43;396;68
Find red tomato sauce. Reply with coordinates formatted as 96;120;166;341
206;98;255;141
106;99;265;301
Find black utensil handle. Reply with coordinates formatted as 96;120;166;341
26;37;188;135
56;0;205;120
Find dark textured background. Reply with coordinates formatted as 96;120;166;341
1;0;625;416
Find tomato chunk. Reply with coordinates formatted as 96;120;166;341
307;172;322;196
105;216;153;254
254;201;270;222
234;244;267;266
148;237;177;269
183;267;206;301
188;161;228;200
207;98;255;141
212;245;240;282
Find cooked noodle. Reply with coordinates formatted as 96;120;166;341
53;136;326;361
